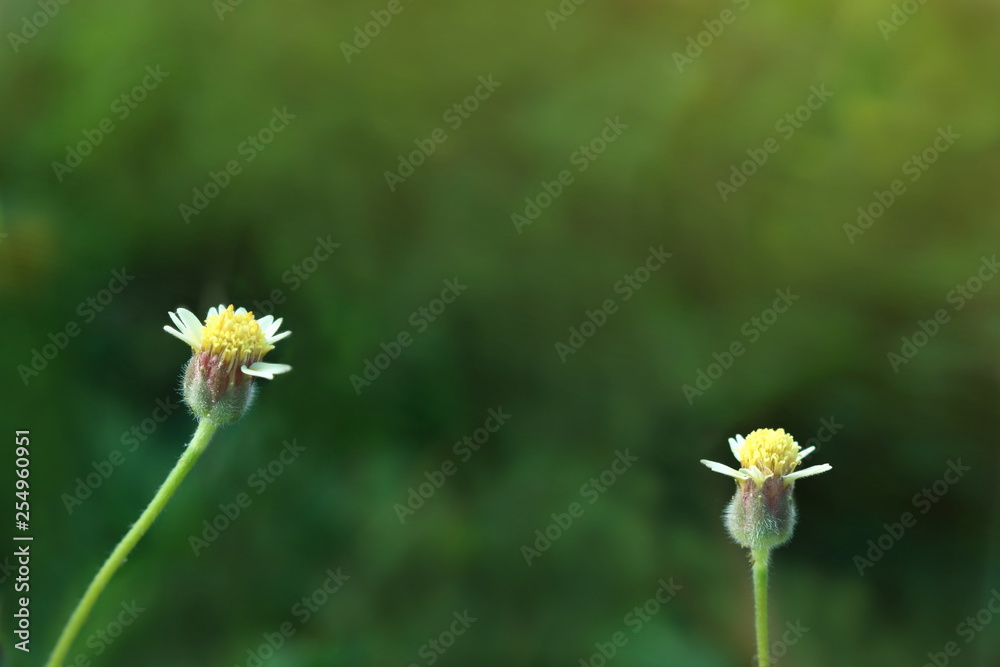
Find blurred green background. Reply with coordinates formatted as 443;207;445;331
3;0;1000;665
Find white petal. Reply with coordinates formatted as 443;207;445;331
740;466;768;486
783;463;832;482
267;329;292;344
235;306;247;315
241;362;292;379
168;310;186;333
256;315;274;331
264;317;284;337
700;459;749;480
797;445;816;461
163;325;199;348
728;434;745;461
177;309;203;345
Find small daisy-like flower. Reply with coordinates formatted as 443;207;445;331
165;304;291;423
700;428;832;488
701;428;831;550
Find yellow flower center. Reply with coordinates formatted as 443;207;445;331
200;305;272;370
739;428;800;477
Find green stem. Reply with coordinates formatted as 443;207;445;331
752;547;771;667
46;418;219;667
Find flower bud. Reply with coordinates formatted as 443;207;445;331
701;427;832;551
183;349;257;423
164;304;292;425
725;476;797;550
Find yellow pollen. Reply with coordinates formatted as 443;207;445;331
200;305;272;370
739;428;800;477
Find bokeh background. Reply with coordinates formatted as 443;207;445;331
3;1;1000;665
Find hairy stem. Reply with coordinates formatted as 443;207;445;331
752;547;771;667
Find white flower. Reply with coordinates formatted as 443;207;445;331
700;428;831;487
164;304;291;380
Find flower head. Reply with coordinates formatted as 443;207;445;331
700;428;832;488
165;305;291;423
701;428;831;551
